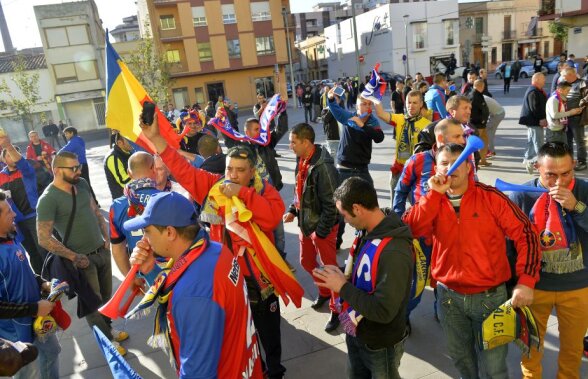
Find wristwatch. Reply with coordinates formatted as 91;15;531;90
574;201;586;214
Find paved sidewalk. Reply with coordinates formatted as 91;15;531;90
52;76;587;378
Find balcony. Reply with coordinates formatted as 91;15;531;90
158;26;183;42
537;0;555;16
168;61;187;75
154;0;180;5
502;30;516;40
521;26;543;37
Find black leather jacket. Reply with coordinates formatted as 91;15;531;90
288;145;339;237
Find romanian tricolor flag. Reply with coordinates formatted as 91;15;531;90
105;33;180;153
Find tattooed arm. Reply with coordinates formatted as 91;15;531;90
89;197;109;250
36;220;89;268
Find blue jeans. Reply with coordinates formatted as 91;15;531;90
437;283;509;379
346;334;405;379
524;126;544;162
14;333;61;379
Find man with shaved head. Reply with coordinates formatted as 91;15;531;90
519;73;548;174
109;151;160;285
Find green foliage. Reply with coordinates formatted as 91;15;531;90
548;21;568;42
125;28;173;106
0;55;41;133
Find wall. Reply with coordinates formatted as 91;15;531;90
325;0;459;79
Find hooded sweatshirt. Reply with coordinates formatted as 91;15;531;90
339;211;413;349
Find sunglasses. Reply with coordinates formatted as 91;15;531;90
58;164;82;172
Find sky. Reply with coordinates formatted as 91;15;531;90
0;0;480;51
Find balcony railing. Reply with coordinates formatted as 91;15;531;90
521;27;543;37
503;30;516;40
158;26;182;41
154;0;180;4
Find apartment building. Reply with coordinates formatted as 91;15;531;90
324;0;460;80
539;0;588;57
295;35;327;82
460;0;561;70
34;1;107;132
145;0;292;109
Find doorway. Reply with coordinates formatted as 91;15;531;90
206;82;225;103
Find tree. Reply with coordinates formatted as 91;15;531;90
125;28;173;106
548;21;568;43
0;55;41;134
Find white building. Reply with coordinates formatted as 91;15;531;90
324;0;459;80
0;52;59;143
34;0;107;133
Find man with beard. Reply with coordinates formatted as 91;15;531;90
36;151;128;355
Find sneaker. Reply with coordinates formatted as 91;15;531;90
112;340;127;356
111;329;129;343
575;162;587;171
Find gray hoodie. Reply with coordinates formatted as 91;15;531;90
340;210;414;349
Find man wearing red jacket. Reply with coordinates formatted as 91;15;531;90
139;117;288;379
25;131;55;172
403;143;541;379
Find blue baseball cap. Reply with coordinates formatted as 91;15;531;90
123;192;198;231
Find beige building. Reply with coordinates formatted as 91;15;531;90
460;0;562;70
145;0;293;109
294;35;327;82
539;0;588;58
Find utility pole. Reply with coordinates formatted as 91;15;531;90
403;15;409;77
351;1;361;80
282;8;296;108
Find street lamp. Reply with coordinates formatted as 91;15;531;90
403;15;409;77
282;8;296;107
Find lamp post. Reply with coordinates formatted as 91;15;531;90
351;2;361;80
282;8;296;107
403;15;409;77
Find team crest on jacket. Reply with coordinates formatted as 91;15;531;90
269;300;278;313
16;249;26;262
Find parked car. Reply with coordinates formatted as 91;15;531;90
494;60;548;79
286;83;292;97
321;79;336;87
543;56;560;74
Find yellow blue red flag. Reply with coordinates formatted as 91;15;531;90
105;33;180;153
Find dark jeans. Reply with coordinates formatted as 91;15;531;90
252;293;285;379
503;78;511;93
567;115;586;163
304;106;313;123
346;334;405;379
437;283;509;379
83;247;113;340
17;216;47;274
336;166;373;246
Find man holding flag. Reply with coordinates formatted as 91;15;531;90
137;114;302;379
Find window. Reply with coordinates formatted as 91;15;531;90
198;42;212;61
194;87;205;104
45;25;89;47
192;7;206;27
413;22;427;49
444;20;457;46
222;4;236;24
251;2;270;22
543;41;549;56
172;88;189;110
255;36;275;55
53;61;98;84
227;39;241;58
160;15;176;30
54;63;76;83
166;50;181;63
475;17;483;35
